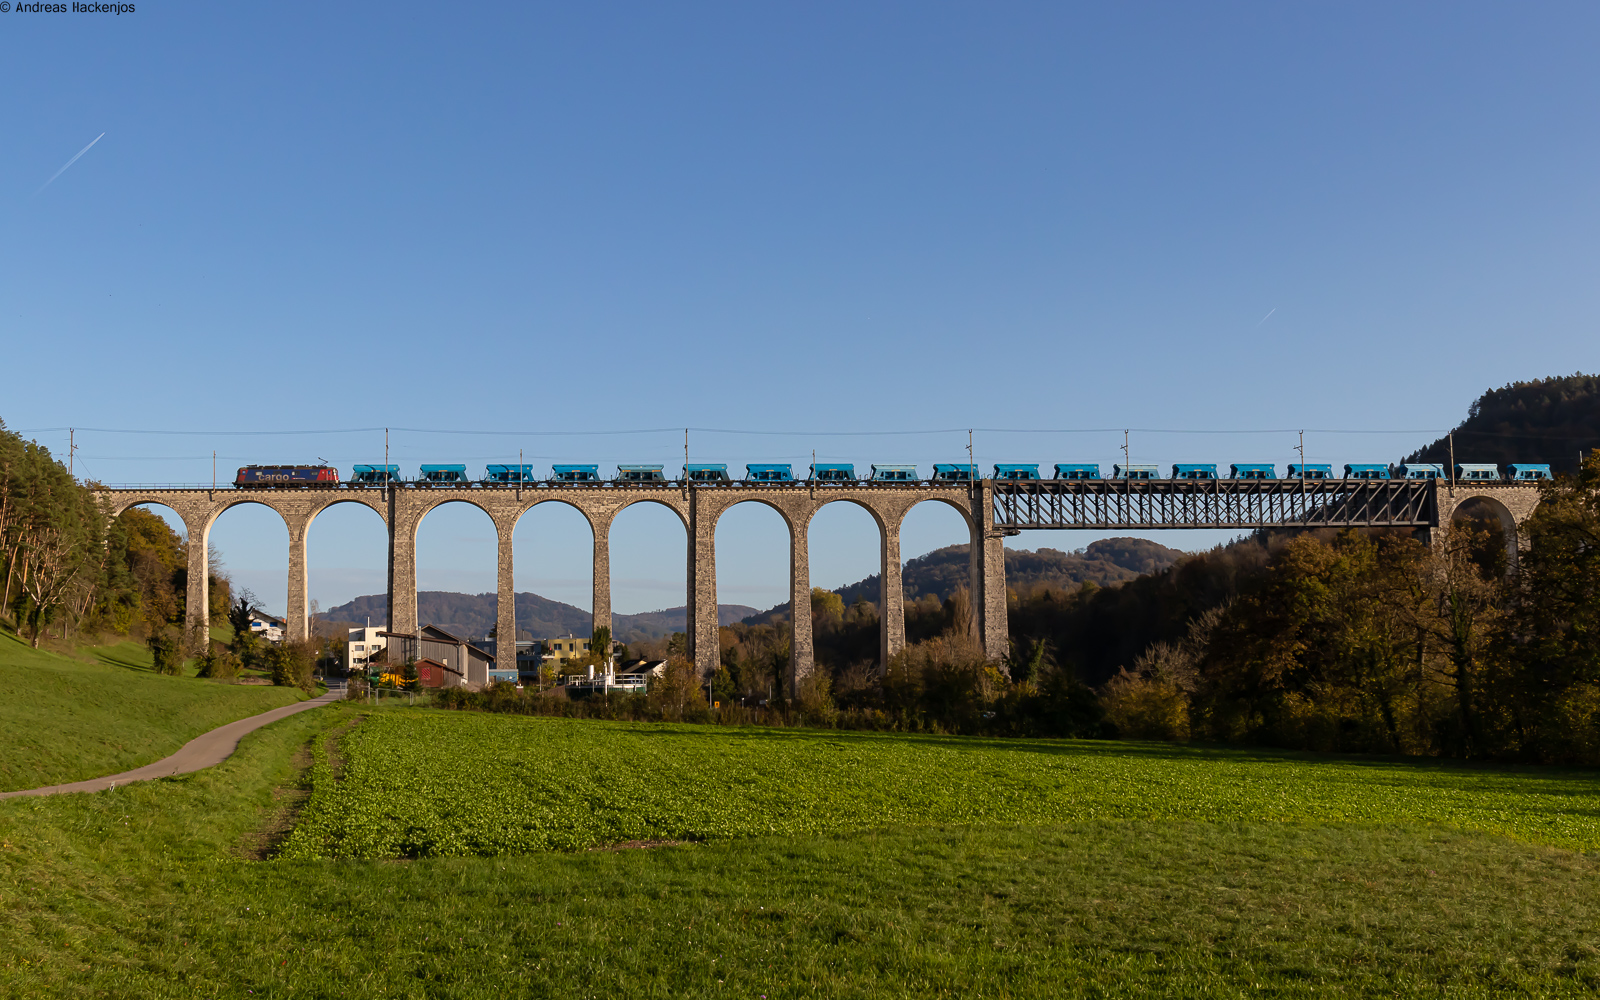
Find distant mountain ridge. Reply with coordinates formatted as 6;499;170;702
324;592;756;643
742;538;1186;624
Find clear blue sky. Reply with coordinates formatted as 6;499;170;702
4;3;1598;618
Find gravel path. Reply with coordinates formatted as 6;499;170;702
0;689;342;799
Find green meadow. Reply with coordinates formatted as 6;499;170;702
283;711;1600;858
0;630;305;792
1;701;1598;997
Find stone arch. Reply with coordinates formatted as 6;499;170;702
409;496;501;592
692;495;805;689
300;496;391;640
610;494;691;532
603;495;694;654
106;495;185;519
302;493;389;529
904;494;976;533
507;495;602;660
1447;493;1520;575
804;496;896;676
901;495;984;644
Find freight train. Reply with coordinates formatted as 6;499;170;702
233;461;1554;489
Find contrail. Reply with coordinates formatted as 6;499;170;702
1257;307;1276;326
35;132;106;196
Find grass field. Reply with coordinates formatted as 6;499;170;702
0;629;306;791
2;703;1599;997
284;712;1600;858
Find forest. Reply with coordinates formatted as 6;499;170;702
685;453;1600;762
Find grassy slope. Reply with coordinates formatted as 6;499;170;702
1;705;1598;997
0;630;305;791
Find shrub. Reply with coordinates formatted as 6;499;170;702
646;657;706;722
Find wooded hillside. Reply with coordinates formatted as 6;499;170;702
1405;372;1600;474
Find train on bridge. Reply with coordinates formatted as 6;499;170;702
231;460;1554;489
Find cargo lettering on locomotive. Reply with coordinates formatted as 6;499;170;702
234;465;340;489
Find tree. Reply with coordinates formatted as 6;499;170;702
646;657;706;721
1498;452;1600;760
227;590;261;668
3;442;106;646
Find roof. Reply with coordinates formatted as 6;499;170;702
376;626;495;661
415;657;463;677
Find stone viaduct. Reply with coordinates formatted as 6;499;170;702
98;482;1009;692
98;478;1545;692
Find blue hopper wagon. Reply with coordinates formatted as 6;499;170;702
616;464;666;483
1288;464;1334;480
684;464;731;482
1402;463;1444;480
870;464;918;481
1231;463;1276;480
931;463;978;482
484;464;537;484
1053;463;1100;480
993;463;1041;480
1343;463;1390;480
745;464;794;483
551;464;601;483
1509;463;1552;481
809;463;856;482
419;464;468;485
1455;463;1502;482
1113;464;1160;480
350;464;400;485
1172;463;1219;480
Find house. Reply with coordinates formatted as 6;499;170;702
564;658;666;696
415;657;463;689
479;637;543;686
347;626;387;672
247;610;286;644
617;659;668;686
541;633;623;667
377;625;496;689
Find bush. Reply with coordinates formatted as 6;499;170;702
197;647;240;681
267;640;317;694
148;624;185;676
646;657;707;722
794;669;836;725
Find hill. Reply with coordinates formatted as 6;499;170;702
0;630;304;792
324;592;757;643
1405;372;1600;475
743;538;1185;624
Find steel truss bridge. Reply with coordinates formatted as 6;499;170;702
989;478;1463;532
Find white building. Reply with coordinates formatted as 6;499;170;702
247;610;286;644
348;626;388;671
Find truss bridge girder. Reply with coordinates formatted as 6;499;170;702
991;479;1439;530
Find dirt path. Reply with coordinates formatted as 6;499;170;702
0;690;343;799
